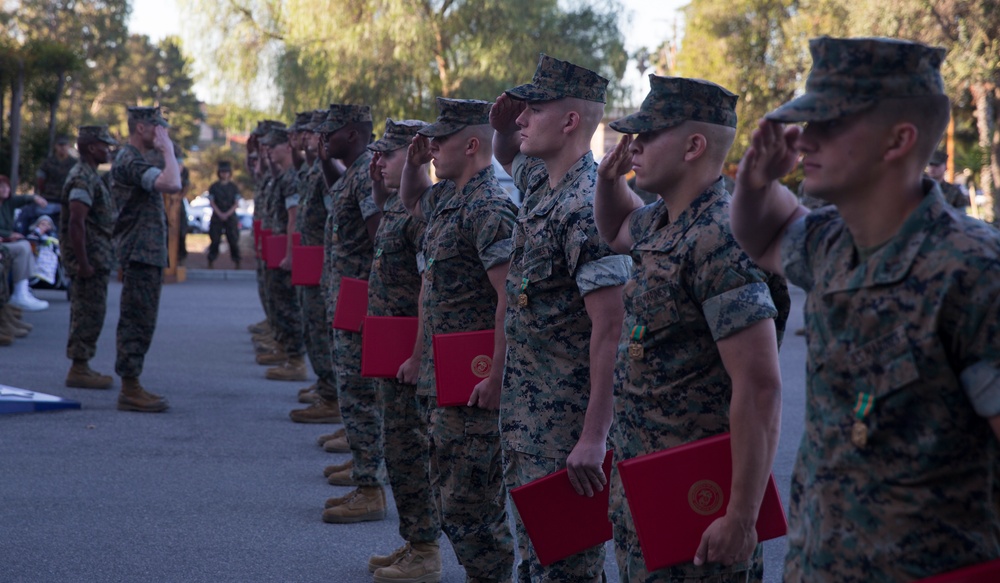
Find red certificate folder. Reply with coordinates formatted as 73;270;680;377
265;233;301;269
291;245;323;286
617;433;787;572
510;450;614;566
917;559;1000;582
431;329;494;407
331;277;369;332
257;228;271;260
361;316;419;378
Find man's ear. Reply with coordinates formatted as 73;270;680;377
882;122;919;163
683;133;708;162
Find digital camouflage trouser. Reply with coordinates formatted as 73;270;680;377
66;270;110;362
297;285;334;385
380;378;440;543
333;328;385;486
268;268;303;357
208;216;240;263
430;405;514;582
115;262;162;378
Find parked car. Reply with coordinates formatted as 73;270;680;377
184;196;212;233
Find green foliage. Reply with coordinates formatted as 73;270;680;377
180;0;627;129
675;0;800;163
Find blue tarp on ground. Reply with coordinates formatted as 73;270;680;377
0;384;80;414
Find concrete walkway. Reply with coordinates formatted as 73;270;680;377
0;276;807;582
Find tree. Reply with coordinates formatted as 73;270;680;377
179;0;628;129
673;0;801;164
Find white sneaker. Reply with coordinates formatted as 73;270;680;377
10;289;49;311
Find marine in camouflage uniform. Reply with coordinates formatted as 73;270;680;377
926;150;970;210
260;127;305;378
365;118;444;577
111;106;182;412
597;76;790;582
316;104;387;500
37;135;77;203
400;98;517;582
206;161;241;267
293;110;338;403
61;125;119;389
493;55;631;582
736;37;1000;582
251;120;284;351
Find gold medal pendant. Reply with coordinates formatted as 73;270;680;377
518;293;528;308
628;342;644;360
851;420;868;448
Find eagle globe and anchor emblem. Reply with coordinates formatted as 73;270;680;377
471;354;493;378
688;479;725;516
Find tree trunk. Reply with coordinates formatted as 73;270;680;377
9;59;25;192
46;69;67;157
0;70;5;164
992;86;1000;226
971;82;996;224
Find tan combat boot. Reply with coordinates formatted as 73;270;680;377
321;485;386;523
315;426;347;447
373;541;442;583
247;319;268;334
117;377;169;413
256;347;286;366
289;397;342;423
323;429;350;453
0;310;27;338
324;460;354;486
265;355;307;381
4;305;32;331
297;381;319;403
368;543;411;573
253;338;278;354
65;360;113;389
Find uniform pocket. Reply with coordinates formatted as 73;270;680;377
635;284;680;332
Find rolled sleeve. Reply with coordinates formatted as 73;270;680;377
68;188;93;207
140;167;162;193
576;255;632;296
480;238;512;271
284;193;300;209
702;282;779;341
962;361;1000;417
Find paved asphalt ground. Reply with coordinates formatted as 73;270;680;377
0;274;807;582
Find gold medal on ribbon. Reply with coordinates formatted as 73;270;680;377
628;325;646;360
518;277;529;308
851;420;868;448
851;392;874;449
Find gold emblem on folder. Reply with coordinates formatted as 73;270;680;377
471;355;492;379
688;480;724;516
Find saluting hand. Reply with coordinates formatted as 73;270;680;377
597;134;634;181
369;152;384;186
153;125;173;154
489;93;525;135
737;120;800;194
407;135;433;167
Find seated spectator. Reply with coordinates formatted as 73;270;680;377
0;248;34;345
27;215;61;286
0;175;50;311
